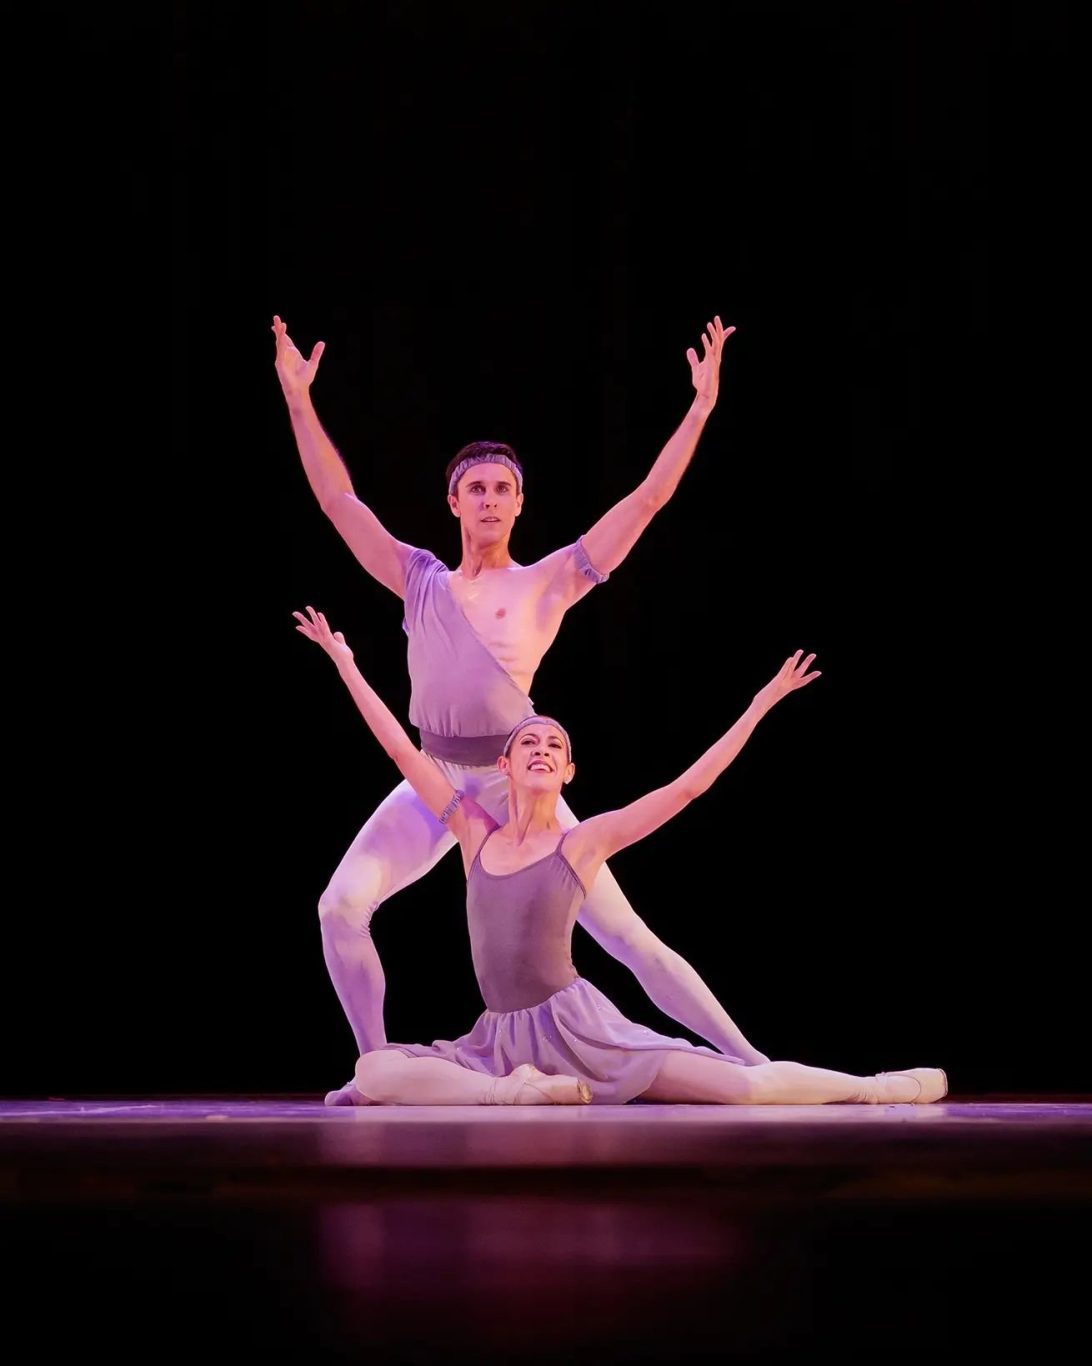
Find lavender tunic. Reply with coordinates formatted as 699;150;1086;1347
402;542;607;767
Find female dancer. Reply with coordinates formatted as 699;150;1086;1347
295;606;947;1107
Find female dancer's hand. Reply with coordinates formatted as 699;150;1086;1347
272;315;325;401
293;606;354;665
753;650;821;711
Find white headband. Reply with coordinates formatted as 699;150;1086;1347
447;455;524;497
503;715;572;764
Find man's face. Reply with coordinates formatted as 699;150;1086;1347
448;463;523;540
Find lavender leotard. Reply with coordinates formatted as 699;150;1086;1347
386;829;738;1103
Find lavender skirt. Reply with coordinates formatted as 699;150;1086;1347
384;977;741;1104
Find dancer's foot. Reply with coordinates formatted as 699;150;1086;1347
324;1078;374;1107
876;1067;948;1104
486;1062;592;1106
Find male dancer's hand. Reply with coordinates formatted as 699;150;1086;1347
293;606;354;666
273;315;326;402
753;650;822;712
686;316;735;414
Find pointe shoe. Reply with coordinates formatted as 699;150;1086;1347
486;1062;593;1106
324;1078;374;1107
877;1068;948;1104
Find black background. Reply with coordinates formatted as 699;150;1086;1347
7;3;1079;1098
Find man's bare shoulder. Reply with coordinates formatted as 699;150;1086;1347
519;543;577;580
524;541;602;610
497;546;577;606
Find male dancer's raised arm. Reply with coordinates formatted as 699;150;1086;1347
272;315;413;598
539;317;734;607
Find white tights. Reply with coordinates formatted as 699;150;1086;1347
352;1048;931;1106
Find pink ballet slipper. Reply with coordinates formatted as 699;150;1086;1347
484;1062;592;1106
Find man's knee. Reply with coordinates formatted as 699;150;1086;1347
318;880;382;937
